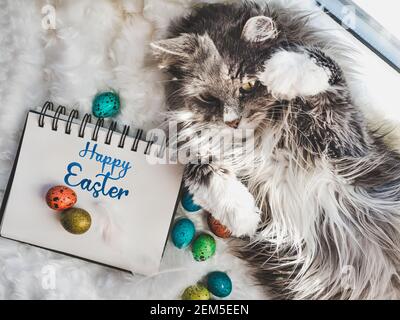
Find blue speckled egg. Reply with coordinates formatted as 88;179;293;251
181;190;201;213
207;271;232;298
171;218;195;249
92;91;120;118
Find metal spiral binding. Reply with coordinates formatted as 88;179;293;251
52;105;66;131
78;114;91;138
105;121;117;145
92;118;104;141
144;133;155;155
65;109;79;134
131;129;143;152
38;101;54;127
118;125;130;148
38;101;160;155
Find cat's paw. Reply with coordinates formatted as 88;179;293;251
220;199;261;238
258;48;341;100
191;172;261;237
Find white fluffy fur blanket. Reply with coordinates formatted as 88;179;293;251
0;0;396;299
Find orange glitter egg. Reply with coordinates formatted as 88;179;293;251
207;212;232;239
46;185;77;211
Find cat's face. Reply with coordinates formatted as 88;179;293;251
151;10;280;133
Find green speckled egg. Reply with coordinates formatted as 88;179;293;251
182;284;210;300
61;208;91;235
192;233;216;262
92;91;120;118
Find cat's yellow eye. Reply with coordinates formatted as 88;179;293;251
240;80;259;94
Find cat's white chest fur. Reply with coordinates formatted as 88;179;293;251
248;147;334;244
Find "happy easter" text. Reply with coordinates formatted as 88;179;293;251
64;141;132;199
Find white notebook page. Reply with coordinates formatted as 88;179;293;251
0;111;183;275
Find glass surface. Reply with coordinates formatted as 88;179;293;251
317;0;400;72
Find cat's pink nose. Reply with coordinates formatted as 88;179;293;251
225;118;240;129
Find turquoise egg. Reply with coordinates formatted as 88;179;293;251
171;218;195;249
92;91;120;118
181;190;201;213
207;271;232;298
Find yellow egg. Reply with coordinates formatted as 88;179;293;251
182;284;210;300
61;208;91;235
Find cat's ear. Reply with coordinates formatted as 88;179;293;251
150;33;218;68
150;34;194;67
242;16;278;43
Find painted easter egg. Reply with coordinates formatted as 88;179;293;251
192;233;216;262
207;271;232;298
207;213;232;239
181;190;201;213
92;91;120;118
182;284;210;300
61;208;91;235
46;185;77;211
171;218;195;249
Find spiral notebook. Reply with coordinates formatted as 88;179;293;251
0;102;184;275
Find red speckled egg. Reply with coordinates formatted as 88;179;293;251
46;185;77;211
207;212;231;239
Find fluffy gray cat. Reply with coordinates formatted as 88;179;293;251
151;1;400;299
